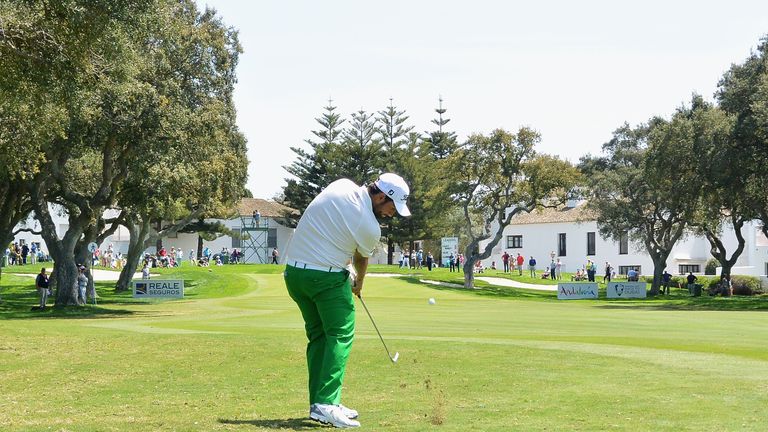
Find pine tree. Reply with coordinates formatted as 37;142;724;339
282;100;345;212
423;96;458;159
377;98;414;171
328;109;382;185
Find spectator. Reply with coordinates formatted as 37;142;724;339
604;262;613;283
142;263;150;280
426;252;434;271
627;268;639;282
516;253;524;276
189;249;196;265
35;267;50;309
474;261;484;273
416;249;423;270
271;247;279;264
586;259;596;282
21;243;29;265
528;256;537;278
448;253;455;272
686;271;697;295
716;274;732;297
502;251;510;273
549;259;556;281
77;265;88;305
572;268;585;281
555;258;562;280
661;270;672;295
253;209;261;227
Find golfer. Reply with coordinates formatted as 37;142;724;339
284;173;410;428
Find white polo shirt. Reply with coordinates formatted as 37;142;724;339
285;179;381;269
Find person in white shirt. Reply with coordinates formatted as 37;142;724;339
284;173;410;429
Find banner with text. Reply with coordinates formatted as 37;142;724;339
606;281;647;298
133;279;185;298
557;282;598;299
441;237;459;266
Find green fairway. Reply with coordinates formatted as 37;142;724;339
1;265;768;431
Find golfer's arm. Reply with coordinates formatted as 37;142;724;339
352;250;369;290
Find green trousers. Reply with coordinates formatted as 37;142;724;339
284;265;355;405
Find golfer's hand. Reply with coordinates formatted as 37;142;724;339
352;277;363;297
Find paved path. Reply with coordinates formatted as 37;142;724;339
475;276;557;291
367;272;556;291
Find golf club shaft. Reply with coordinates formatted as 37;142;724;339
357;295;396;362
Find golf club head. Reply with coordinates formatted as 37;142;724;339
391;352;399;363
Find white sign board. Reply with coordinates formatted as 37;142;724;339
441;237;459;266
606;281;647;298
133;279;184;298
557;282;598;299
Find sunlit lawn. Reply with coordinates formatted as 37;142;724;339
1;264;767;431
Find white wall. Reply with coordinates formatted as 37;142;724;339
480;219;768;277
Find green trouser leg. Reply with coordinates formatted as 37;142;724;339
285;266;355;405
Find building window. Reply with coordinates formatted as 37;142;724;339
587;232;596;256
558;233;566;256
619;231;629;255
679;264;700;274
268;228;277;248
507;235;522;248
231;228;241;248
618;265;641;275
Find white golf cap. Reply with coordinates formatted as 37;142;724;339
375;173;411;217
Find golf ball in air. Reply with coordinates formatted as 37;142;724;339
428;298;436;305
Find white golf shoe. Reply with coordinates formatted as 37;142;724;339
309;403;360;428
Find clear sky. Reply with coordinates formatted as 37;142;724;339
194;0;768;200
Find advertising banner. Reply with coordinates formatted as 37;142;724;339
441;237;459;266
557;282;598;299
133;279;185;298
606;281;647;298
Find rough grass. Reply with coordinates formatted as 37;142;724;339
1;264;768;431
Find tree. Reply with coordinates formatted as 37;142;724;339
716;35;768;238
2;0;245;305
282;100;345;213
453;128;580;288
327;109;382;186
684;100;744;277
423;96;459;160
582;98;712;294
375;100;416;263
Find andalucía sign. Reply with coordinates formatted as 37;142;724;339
557;282;598;300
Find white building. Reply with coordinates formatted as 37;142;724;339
479;202;768;283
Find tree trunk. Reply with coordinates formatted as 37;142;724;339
51;253;79;306
116;219;151;292
155;220;163;251
463;259;475;289
197;233;204;259
650;258;665;296
387;236;394;265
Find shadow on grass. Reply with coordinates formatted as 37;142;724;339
596;293;768;312
218;418;320;430
0;287;141;320
399;276;768;311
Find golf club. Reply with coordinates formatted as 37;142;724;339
357;294;399;364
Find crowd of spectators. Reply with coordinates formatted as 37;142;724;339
4;241;50;266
